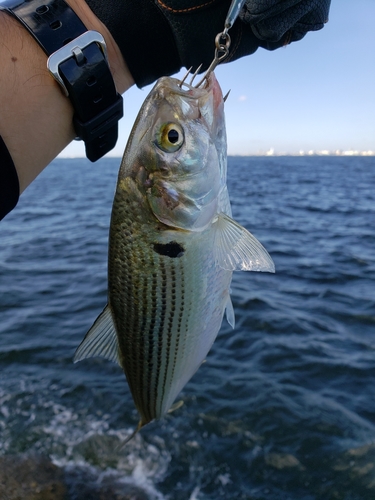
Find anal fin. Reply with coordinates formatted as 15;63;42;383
74;304;121;366
225;294;235;329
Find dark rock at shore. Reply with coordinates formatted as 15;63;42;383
0;454;149;500
0;454;67;500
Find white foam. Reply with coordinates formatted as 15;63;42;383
188;486;201;500
0;383;169;500
41;402;170;499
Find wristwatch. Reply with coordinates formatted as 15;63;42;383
0;0;123;162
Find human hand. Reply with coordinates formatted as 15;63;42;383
84;0;331;88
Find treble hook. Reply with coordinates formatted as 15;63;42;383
193;0;246;88
194;31;231;88
178;66;193;87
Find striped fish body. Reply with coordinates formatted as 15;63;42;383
109;176;232;426
74;73;275;438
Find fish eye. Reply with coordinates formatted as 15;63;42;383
156;123;184;153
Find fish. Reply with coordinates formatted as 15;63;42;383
74;71;275;442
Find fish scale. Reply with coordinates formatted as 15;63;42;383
74;73;275;442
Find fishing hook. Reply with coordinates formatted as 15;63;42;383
194;0;246;88
178;66;193;88
194;32;231;88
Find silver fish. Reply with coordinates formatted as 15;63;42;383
74;72;275;441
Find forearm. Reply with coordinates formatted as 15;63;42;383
0;0;134;194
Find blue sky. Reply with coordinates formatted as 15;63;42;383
62;0;375;157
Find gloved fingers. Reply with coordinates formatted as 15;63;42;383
85;0;331;88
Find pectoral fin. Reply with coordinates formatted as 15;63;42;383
74;305;121;366
214;213;275;273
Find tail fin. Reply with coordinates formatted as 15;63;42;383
117;419;147;450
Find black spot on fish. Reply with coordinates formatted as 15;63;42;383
153;241;184;258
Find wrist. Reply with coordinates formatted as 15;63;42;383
0;0;134;193
0;11;75;192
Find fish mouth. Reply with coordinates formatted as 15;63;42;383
177;67;221;94
176;71;225;137
157;71;223;110
179;71;223;106
204;72;224;113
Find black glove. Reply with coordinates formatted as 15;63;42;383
85;0;331;88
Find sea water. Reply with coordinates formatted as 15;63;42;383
0;156;375;499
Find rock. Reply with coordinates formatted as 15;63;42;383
73;434;122;470
264;452;305;470
0;454;67;500
0;453;150;500
333;443;375;490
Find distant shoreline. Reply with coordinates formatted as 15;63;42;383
58;151;375;159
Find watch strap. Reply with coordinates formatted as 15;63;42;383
1;0;123;162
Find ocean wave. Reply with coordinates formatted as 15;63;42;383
1;156;375;499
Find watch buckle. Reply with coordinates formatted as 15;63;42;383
47;31;108;96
